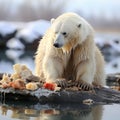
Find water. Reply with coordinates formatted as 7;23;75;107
0;49;35;74
0;103;120;120
0;49;120;120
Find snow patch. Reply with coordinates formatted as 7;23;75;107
109;39;120;52
16;20;50;43
105;57;120;74
0;22;17;36
5;49;24;60
7;38;25;49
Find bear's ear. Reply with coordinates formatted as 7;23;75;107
77;23;81;28
51;18;55;24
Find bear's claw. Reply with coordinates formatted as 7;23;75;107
75;80;93;91
55;79;94;91
55;78;68;88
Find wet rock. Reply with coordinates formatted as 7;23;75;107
0;87;120;104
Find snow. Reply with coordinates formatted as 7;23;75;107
109;39;120;52
30;20;50;35
5;49;24;60
0;22;17;36
95;33;120;53
6;38;25;49
0;19;50;44
105;57;120;74
16;20;50;43
95;37;107;47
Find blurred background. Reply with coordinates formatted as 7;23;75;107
0;0;120;74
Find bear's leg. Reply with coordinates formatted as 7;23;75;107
76;61;95;91
43;57;65;83
92;69;106;88
93;48;106;87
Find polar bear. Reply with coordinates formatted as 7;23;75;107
35;12;105;90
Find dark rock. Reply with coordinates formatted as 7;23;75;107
0;87;120;104
19;36;42;51
0;73;120;104
0;30;17;49
0;22;18;49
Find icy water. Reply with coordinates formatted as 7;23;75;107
0;102;120;120
0;49;120;120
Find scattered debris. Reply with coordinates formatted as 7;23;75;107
83;99;94;105
0;64;42;91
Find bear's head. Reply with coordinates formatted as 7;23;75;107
51;13;94;52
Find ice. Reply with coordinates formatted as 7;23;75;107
6;38;25;49
5;49;24;60
0;22;17;36
95;33;120;53
109;39;120;52
105;57;120;74
16;28;38;43
29;20;50;35
16;20;50;43
95;37;106;47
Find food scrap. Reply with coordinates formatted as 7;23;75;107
43;83;60;91
9;79;25;90
43;83;57;91
0;64;62;91
83;99;94;105
26;82;38;91
0;74;11;88
0;64;41;91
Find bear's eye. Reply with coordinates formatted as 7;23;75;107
62;32;67;36
78;24;81;28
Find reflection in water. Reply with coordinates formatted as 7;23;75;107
0;49;35;74
0;104;103;120
38;106;103;120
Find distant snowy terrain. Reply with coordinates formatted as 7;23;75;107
16;20;50;43
0;19;120;53
0;20;50;49
0;22;17;36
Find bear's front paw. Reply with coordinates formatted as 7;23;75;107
55;78;67;89
75;80;93;91
92;82;102;88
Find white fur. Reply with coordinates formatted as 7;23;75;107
35;12;105;86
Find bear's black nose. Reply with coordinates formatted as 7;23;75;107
53;43;59;48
